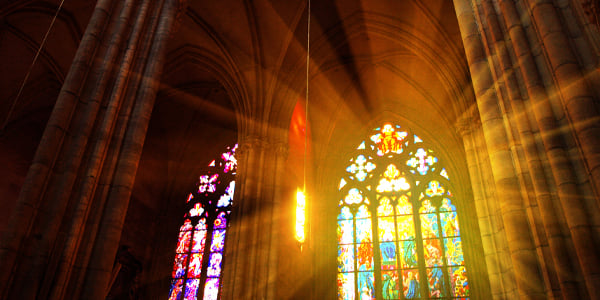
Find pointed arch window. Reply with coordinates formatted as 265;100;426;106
337;124;469;300
169;145;237;300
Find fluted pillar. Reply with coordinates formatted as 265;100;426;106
454;0;546;298
0;0;182;299
456;110;509;298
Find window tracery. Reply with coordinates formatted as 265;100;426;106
169;145;237;300
337;124;469;300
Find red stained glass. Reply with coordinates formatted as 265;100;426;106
184;279;200;300
170;144;237;300
188;254;203;278
209;229;226;252
169;279;184;300
172;254;188;278
356;243;374;271
176;231;191;253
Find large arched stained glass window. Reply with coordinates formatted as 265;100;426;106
169;145;237;300
337;124;469;300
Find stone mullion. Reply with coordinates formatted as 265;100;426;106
457;116;502;299
453;1;546;299
479;1;585;298
76;1;179;299
500;1;600;298
46;1;154;299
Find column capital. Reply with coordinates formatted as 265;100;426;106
455;106;481;137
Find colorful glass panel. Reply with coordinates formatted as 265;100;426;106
402;270;420;299
381;270;400;299
427;268;445;297
169;145;237;300
169;279;184;300
336;124;470;299
449;266;469;297
338;272;356;300
358;272;375;299
338;245;355;272
203;278;220;300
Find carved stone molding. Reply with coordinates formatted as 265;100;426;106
455;107;481;137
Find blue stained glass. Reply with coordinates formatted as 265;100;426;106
449;266;469;297
440;197;456;212
356;219;373;244
195;218;207;231
207;253;223;277
171;145;237;300
402;270;420;299
217;181;235;207
427;267;445;297
336;124;470;299
379;242;397;270
169;279;184;300
338;206;353;220
338;245;355;272
356;205;371;219
176;231;191;253
214;212;227;229
172;254;188;278
445;237;465;266
210;229;226;252
184;279;200;300
358;272;375;300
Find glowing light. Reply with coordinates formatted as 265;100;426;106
295;189;306;243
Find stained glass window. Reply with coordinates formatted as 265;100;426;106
337;124;469;300
169;145;237;300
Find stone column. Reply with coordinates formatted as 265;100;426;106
475;1;584;298
456;111;506;298
498;1;600;298
0;0;182;299
454;0;546;298
522;0;600;203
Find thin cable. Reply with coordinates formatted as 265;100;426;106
1;0;66;131
303;0;310;192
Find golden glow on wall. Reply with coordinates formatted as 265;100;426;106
295;188;306;244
